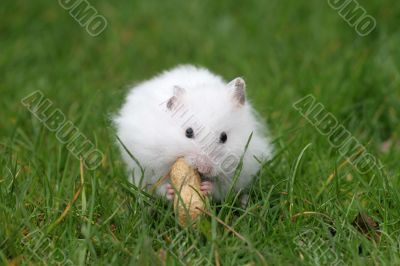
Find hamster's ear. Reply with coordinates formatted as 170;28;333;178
173;85;186;97
167;85;186;110
228;77;246;106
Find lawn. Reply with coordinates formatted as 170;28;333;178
1;0;400;265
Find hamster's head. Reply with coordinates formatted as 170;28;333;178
163;77;269;184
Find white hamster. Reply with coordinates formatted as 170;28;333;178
114;65;273;202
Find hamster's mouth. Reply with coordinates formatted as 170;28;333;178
199;174;211;182
199;173;209;181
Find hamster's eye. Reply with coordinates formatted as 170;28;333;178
219;132;227;143
185;127;194;139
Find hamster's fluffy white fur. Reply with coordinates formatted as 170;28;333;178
114;65;273;200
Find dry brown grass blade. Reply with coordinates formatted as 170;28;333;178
7;256;21;266
47;160;84;233
317;146;366;197
291;211;332;222
196;207;267;266
214;248;221;266
47;184;82;232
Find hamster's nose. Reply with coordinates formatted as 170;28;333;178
197;163;213;176
186;153;214;177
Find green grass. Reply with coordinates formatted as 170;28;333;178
1;0;400;265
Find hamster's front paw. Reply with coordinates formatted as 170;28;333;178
166;183;175;200
166;181;212;200
240;193;249;209
200;181;213;196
